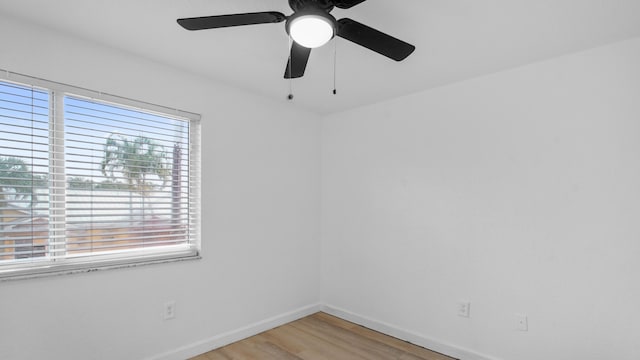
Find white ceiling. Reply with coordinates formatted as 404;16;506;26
1;0;639;115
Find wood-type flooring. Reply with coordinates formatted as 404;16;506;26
191;312;455;360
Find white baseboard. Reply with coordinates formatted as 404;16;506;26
147;303;323;360
322;304;501;360
147;302;500;360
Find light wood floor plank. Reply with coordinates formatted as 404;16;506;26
291;316;403;359
312;313;452;360
190;312;456;360
200;351;232;360
268;325;368;359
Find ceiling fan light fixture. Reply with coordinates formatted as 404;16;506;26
177;0;416;79
287;12;336;49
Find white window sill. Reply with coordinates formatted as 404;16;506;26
0;253;201;282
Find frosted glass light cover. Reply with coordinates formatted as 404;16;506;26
289;15;334;48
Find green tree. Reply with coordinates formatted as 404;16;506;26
67;176;94;190
0;157;46;209
94;179;129;191
100;135;170;196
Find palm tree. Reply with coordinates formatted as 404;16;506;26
0;157;46;209
0;157;47;237
101;135;170;234
100;134;170;196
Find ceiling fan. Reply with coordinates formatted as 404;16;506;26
177;0;416;79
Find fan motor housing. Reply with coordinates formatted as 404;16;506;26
288;0;334;13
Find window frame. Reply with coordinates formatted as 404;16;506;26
0;70;201;281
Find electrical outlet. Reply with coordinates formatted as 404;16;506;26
515;313;528;331
457;301;471;318
163;301;176;320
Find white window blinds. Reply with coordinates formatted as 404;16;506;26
62;96;193;256
0;81;50;261
0;74;200;279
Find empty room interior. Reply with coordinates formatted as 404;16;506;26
1;1;639;359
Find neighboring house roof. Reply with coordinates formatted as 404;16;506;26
2;189;183;230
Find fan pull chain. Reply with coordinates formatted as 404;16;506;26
333;39;338;95
287;34;294;101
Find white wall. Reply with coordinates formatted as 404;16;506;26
321;38;640;360
3;11;640;360
0;14;321;360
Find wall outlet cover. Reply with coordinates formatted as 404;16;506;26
164;301;176;320
515;313;528;331
457;301;471;318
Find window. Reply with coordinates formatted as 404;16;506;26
0;73;200;279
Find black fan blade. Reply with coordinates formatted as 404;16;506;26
337;18;415;61
333;0;367;9
284;42;312;79
177;12;286;31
